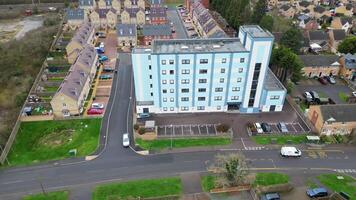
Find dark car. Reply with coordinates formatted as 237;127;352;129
318;77;328;85
325;76;336;84
261;192;280;200
306;187;328;198
99;74;112;80
261;123;271;133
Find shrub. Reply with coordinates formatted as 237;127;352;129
133;124;139;131
138;127;146;135
216;124;229;133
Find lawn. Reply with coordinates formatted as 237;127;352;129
22;191;68;200
47;77;65;81
317;174;356;200
201;175;216;192
135;137;231;151
92;177;182;200
7;118;101;166
44;86;59;92
252;134;307;145
338;92;349;103
254;173;289;186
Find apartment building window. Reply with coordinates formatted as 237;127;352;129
170;107;174;111
232;87;240;91
248;99;254;107
181;79;190;84
237;78;242;82
239;68;243;73
199;79;207;83
149;75;152;79
217;106;221;110
170;80;174;84
170;89;174;93
182;59;190;64
215;87;223;92
198;97;205;101
181;106;189;111
231;96;239;100
149;65;151;70
163;98;167;102
169;70;174;75
270;95;280;100
220;78;224;83
222;58;227;63
150;84;153;88
181;97;189;101
214;96;222;101
161;60;166;65
198;88;206;92
197;106;205;110
181;88;189;93
182;69;190;74
221;68;225;73
199;69;208;74
169;60;174;64
162;70;166;75
148;55;151;60
162;80;167;84
163;89;167;93
150;92;153;96
240;58;245;63
163;107;167;111
200;59;208;64
170;98;174;102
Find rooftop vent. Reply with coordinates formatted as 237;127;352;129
195;46;202;50
213;45;221;49
181;45;189;50
144;49;151;52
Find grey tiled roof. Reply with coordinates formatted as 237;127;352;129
320;104;356;123
142;24;171;36
341;17;352;25
151;0;164;4
308;30;327;41
314;6;326;13
149;6;167;18
58;68;89;100
95;8;117;18
123;8;144;17
332;29;346;41
75;45;97;71
208;30;227;38
344;53;356;69
299;55;340;67
203;20;218;34
299;1;310;7
66;9;85;20
70;22;94;46
116;24;137;37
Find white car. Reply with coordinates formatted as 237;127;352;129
304;91;313;101
280;146;302;157
99;42;105;48
122;133;130;147
254;123;263;133
91;103;104;109
352;91;356;97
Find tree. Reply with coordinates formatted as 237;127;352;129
338;36;356;54
259;15;274;32
271;46;304;84
251;0;267;23
209;153;249;188
280;28;303;53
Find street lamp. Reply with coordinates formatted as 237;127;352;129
170;124;173;149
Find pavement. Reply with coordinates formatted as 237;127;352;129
167;8;188;39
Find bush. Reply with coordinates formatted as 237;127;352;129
138;127;146;135
133;124;139;131
216;124;229;133
44;14;60;27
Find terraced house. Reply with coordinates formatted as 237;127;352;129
90;8;118;29
121;8;146;25
65;8;86;30
132;25;286;114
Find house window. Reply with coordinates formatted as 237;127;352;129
181;97;189;101
200;59;208;64
170;89;174;93
150;92;153;96
182;59;190;64
197;106;205;110
215;87;223;92
237;78;242;82
181;79;190;84
199;79;207;83
163;89;167;93
221;68;225;73
231;96;239;100
161;60;166;65
222;58;227;63
240;58;245;63
182;69;190;74
198;97;205;101
239;68;243;73
163;98;167;102
162;80;167;84
169;60;174;64
170;79;174;84
198;88;206;92
162;70;166;75
169;70;174;75
270;95;280;100
214;96;222;101
220;78;224;83
199;69;208;74
149;65;152;70
163;107;167;111
181;88;189;93
232;87;240;91
170;98;174;102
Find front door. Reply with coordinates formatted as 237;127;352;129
270;105;276;112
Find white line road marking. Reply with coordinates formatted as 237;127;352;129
2;180;24;185
241;138;246;150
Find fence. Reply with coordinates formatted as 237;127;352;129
0;14;65;165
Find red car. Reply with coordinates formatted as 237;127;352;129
318;77;328;85
87;108;104;115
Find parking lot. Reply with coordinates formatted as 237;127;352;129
248;122;307;135
157;124;221;138
174;7;200;38
167;8;188;39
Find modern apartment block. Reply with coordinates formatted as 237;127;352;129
132;25;286;114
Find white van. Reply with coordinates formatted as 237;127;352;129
280;146;302;157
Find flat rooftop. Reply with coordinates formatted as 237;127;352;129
264;69;286;91
133;38;247;54
241;25;274;38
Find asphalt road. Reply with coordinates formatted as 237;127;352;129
167;8;188;39
0;54;355;199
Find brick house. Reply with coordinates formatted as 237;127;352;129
148;6;167;25
299;55;340;78
141;24;172;45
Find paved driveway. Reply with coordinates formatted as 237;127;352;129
167;8;188;39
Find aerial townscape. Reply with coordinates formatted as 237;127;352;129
0;0;356;199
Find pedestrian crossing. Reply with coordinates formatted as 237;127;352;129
245;147;264;151
333;169;356;174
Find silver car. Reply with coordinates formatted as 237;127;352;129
277;122;288;133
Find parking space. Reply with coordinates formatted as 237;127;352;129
157;124;219;138
267;122;306;134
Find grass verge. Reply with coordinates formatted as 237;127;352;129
22;191;68;200
254;173;289;186
135;137;231;151
201;175;216;192
7;118;101;166
317;174;356;200
338;92;348;102
44;86;59;92
252;134;307;145
92;177;182;200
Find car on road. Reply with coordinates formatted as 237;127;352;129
96;32;106;38
277;122;288;133
352;91;356;97
325;76;336;84
123;133;130;147
260;192;280;200
306;187;328;198
255;123;264;133
99;74;112;80
137;113;150;119
318;76;328;85
261;123;271;133
99;55;108;62
309;91;320;102
91;103;104;109
303;91;313;102
280;146;301;157
87;108;104;115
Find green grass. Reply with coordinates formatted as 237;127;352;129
44;86;59;92
7;118;101;166
339;92;349;102
92;177;182;200
299;102;308;112
252;134;307;145
254;173;289;186
201;175;216;192
317;174;356;200
22;191;68;200
136;137;231;151
48;77;64;81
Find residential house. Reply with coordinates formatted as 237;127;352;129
150;0;164;8
90;8;117;29
339;53;356;81
148;6;167;25
116;24;137;47
141;24;172;45
73;45;98;79
279;5;295;18
307;30;329;52
121;8;146;25
328;29;346;53
124;0;145;9
185;0;209;9
330;17;352;33
267;0;278;8
299;55;340;77
335;3;354;17
66;22;96;64
308;104;356;135
297;1;314;12
79;0;95;13
65;9;85;30
96;0;121;12
312;6;331;19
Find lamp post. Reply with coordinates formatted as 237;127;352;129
170;124;173;149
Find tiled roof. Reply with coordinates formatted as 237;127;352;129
70;22;94;46
341;17;352;25
66;8;85;20
149;6;167;18
314;6;326;13
344;53;356;69
197;11;212;27
319;104;356;123
208;30;227;38
299;1;310;7
116;24;137;37
123;8;144;17
75;45;97;71
142;24;171;36
203;20;217;34
299;55;340;67
151;0;164;4
332;29;346;41
308;30;327;41
95;8;117;18
58;68;89;100
280;5;291;11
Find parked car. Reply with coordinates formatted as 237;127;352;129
306;187;328;198
99;42;105;48
280;146;301;157
87;108;104;115
137;113;150;119
96;32;106;38
353;91;356;97
318;76;328;85
303;92;313;102
277;122;288;133
309;91;320;102
122;133;130;147
95;47;105;54
91;103;104;109
99;74;112;80
255;123;264;134
260;192;280;200
325;76;336;84
103;67;114;72
261;123;271;133
99;55;108;62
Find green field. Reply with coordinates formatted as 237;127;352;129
318;174;356;200
92;177;182;200
201;175;216;192
252;134;307;145
136;137;231;151
22;191;68;200
254;173;289;186
7;118;101;166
